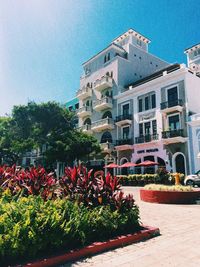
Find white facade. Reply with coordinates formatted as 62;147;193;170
75;29;200;174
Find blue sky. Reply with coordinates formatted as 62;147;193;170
0;0;200;115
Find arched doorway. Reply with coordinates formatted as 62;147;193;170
101;132;112;143
173;153;186;175
120;157;128;175
102;111;112;119
84;118;91;125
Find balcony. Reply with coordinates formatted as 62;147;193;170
94;76;113;92
162;129;187;144
76;86;92;100
100;142;114;153
76;106;92;118
78;124;92;134
115;114;132;126
115;138;133;151
93;97;113;111
135;134;159;144
91;118;114;132
160;99;183;113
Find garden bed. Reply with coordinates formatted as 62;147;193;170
0;165;141;266
24;225;159;267
140;185;200;204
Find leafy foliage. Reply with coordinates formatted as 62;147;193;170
144;184;193;192
117;172;185;186
0;165;137;212
0;102;100;166
0;194;140;265
0;165;140;265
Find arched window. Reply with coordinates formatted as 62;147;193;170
101;131;112;143
86;100;90;106
102;111;112;119
84;118;91;125
157;157;166;168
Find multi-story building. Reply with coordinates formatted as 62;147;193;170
75;29;200;175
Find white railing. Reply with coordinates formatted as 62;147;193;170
93;97;112;108
94;76;112;88
77;106;92;113
76;86;92;97
91;118;114;128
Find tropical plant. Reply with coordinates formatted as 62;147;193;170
0;193;140;265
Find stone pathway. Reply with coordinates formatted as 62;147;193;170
62;187;200;267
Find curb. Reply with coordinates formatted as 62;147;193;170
24;226;159;267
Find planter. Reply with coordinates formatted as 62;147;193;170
23;226;159;267
140;189;200;204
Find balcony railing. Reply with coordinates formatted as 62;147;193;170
76;86;92;100
76;106;92;118
93;97;112;111
100;142;114;152
160;99;183;110
93;76;113;91
79;124;92;132
91;118;114;132
115;114;132;123
135;134;159;144
162;129;184;138
115;138;133;146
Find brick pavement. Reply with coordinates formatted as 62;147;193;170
62;187;200;267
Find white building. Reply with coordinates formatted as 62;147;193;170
75;29;200;174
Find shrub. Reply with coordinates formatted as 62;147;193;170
117;172;185;186
144;184;193;192
0;192;140;265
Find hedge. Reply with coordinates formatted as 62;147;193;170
117;173;185;186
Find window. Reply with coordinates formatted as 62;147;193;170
151;94;156;109
144;122;151;135
104;55;107;63
107;53;110;61
139;120;157;136
138;92;156;112
122;126;130;139
145;96;149;110
168;114;180;130
139;99;143;112
167;87;178;105
152;120;157;134
75;103;79;110
139;123;143;136
137;39;142;46
122;103;129;116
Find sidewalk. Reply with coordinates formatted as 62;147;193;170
62;187;200;267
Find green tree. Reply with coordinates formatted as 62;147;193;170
0;102;100;166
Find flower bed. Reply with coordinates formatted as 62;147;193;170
0;165;140;265
140;184;200;204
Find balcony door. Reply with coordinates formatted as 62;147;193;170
168;114;180;131
122;103;129;116
167;87;178;106
122;126;130;140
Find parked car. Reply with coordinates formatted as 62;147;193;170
184;170;200;186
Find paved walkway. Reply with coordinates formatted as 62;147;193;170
62;187;200;267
